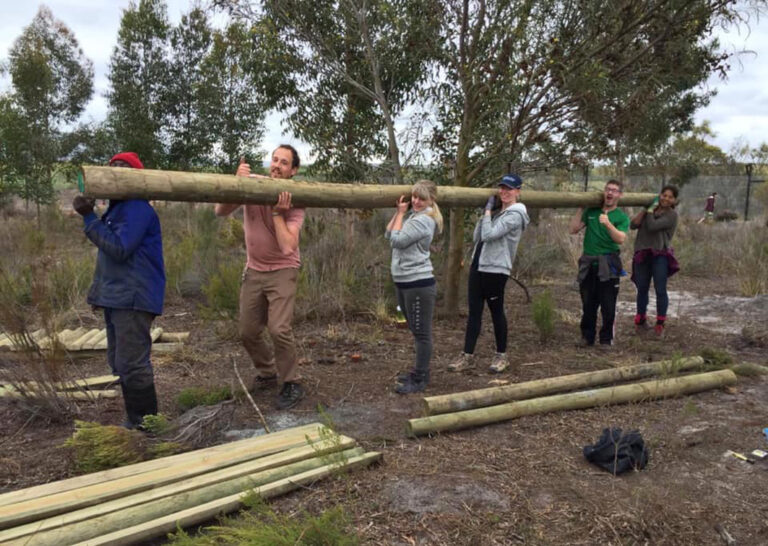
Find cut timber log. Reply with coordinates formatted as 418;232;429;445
407;369;737;436
70;452;382;546
423;356;705;415
0;389;117;400
80;166;655;209
157;332;189;343
69;329;102;351
150;342;183;353
0;436;358;543
8;447;368;545
0;422;325;510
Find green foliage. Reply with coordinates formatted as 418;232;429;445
148;442;185;458
168;494;358;545
176;386;233;411
62;421;144;473
699;347;734;369
141;413;173;435
531;290;556;341
2;6;93;206
200;259;243;319
107;0;171;167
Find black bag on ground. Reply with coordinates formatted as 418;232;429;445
583;427;649;475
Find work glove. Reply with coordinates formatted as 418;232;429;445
72;195;95;216
646;196;659;213
485;195;497;211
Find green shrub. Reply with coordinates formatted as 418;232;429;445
62;421;144;473
141;413;173;435
699;347;734;368
177;386;233;411
531;290;556;341
201;259;243;319
168;493;358;545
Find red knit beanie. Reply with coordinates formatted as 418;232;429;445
109;152;144;169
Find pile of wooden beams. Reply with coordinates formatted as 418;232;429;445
0;328;189;355
0;374;119;400
407;357;738;436
0;423;381;545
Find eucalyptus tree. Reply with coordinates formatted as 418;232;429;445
166;6;216;170
199;22;269;170
213;0;437;182
1;6;93;209
107;0;171;168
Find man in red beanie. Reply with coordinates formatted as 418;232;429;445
72;152;165;429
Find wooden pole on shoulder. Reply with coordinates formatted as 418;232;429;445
80;166;655;209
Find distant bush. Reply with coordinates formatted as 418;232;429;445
177;386;233;411
200;259;243;319
715;210;738;222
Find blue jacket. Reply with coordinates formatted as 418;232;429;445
83;199;165;316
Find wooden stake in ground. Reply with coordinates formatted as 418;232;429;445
407;369;738;436
423;356;705;415
80;166;656;209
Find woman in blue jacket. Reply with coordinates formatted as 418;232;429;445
72;152;165;429
385;180;443;394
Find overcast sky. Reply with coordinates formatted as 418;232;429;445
1;1;767;161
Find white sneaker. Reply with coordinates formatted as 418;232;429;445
447;352;474;372
489;353;509;373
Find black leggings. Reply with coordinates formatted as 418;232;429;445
463;268;509;354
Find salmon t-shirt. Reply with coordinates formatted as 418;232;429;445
243;205;305;271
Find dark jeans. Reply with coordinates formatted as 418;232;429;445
633;254;669;318
463;269;508;354
396;283;436;379
104;308;156;390
579;266;620;345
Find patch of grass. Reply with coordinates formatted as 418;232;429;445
176;386;233;411
531;290;556;341
167;493;359;545
148;442;185;458
731;362;768;377
682;399;699;416
62;421;144;473
699;347;734;368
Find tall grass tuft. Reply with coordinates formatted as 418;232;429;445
531;290;556;341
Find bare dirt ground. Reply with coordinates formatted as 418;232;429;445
2;272;768;545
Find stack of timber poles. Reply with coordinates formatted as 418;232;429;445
0;374;119;400
407;357;738;437
79;166;656;209
0;423;381;546
0;328;189;355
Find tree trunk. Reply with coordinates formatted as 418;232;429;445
407;369;737;436
423;356;705;415
80;167;656;209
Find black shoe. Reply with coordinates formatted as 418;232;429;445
277;382;305;409
395;374;427;395
250;374;278;392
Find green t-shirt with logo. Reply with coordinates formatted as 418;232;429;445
581;207;630;255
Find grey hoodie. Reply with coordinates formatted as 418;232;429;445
471;202;530;275
386;208;437;283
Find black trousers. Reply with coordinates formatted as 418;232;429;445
579;266;620;345
463;268;509;354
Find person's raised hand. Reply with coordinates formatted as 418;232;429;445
274;191;292;214
598;213;610;226
72;195;95;216
647;195;660;213
485;195;496;211
236;156;251;177
396;195;409;214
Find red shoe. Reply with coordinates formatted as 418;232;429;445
654;324;665;337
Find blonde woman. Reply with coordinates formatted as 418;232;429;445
385;180;443;394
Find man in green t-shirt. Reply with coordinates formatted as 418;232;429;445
569;180;630;346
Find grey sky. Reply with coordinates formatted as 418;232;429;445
1;1;767;161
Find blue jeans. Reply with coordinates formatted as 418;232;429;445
633;254;669;318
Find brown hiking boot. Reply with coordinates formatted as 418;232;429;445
447;352;474;372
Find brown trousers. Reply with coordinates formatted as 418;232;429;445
239;267;299;384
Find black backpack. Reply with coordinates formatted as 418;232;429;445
583;427;649;475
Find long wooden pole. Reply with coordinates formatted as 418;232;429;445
423;356;705;415
80;166;655;209
407;369;737;437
